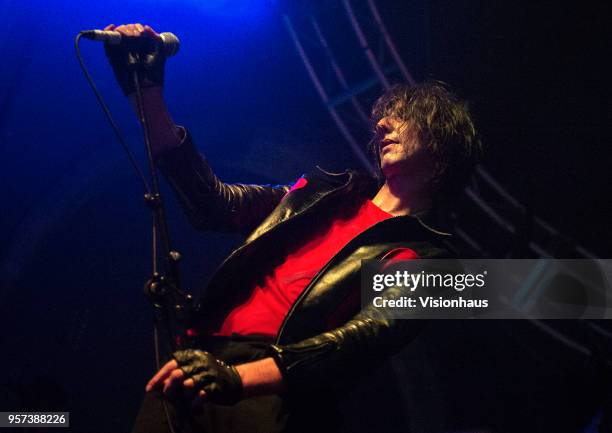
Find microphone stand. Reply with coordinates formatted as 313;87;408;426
129;52;193;355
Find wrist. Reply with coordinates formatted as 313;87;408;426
128;85;164;112
235;358;286;399
128;87;184;156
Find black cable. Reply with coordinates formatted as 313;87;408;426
75;32;181;433
132;70;178;285
74;32;151;194
155;323;180;433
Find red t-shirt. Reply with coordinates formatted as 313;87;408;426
213;196;418;337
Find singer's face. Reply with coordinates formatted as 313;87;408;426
376;116;437;182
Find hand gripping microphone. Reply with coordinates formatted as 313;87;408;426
80;30;180;57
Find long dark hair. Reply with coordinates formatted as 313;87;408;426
370;80;482;197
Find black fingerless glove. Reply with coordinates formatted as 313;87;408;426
104;37;166;96
173;349;243;406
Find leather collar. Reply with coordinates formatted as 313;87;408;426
315;166;453;237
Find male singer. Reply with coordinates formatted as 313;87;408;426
103;23;480;433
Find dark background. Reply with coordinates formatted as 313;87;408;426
0;0;609;431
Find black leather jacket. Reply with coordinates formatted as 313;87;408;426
159;131;455;394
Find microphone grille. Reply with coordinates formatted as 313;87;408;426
160;32;180;57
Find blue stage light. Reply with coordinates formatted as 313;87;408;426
157;0;275;18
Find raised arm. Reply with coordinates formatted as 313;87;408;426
104;23;289;233
156;131;290;233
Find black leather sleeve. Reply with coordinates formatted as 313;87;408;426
269;245;455;395
157;129;290;233
269;285;425;394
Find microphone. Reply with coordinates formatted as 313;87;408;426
80;30;180;57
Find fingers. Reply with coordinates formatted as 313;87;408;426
191;389;207;409
145;362;206;409
162;368;185;396
182;378;196;389
109;23;160;39
143;25;162;40
103;24;115;31
145;359;212;409
113;23;141;37
145;359;178;392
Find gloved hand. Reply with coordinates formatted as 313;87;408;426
173;349;243;406
103;23;166;96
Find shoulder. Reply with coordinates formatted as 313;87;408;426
300;166;379;196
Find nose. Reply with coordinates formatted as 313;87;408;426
375;117;393;136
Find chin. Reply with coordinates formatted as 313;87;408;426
380;159;406;178
381;161;431;184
